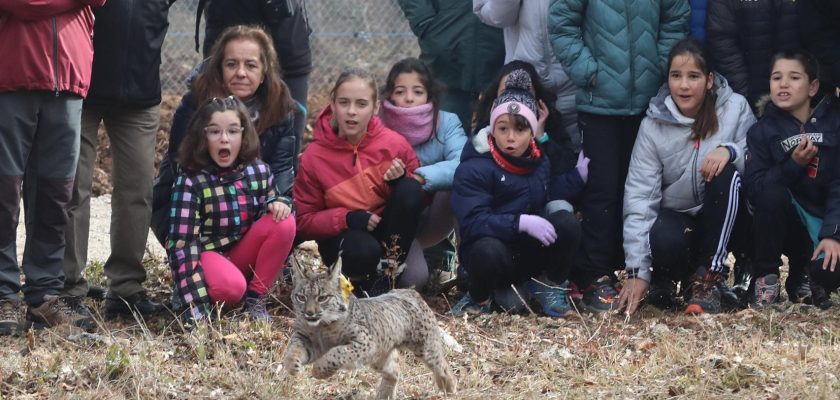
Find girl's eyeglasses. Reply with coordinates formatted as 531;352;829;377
204;126;243;140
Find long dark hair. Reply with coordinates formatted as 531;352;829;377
190;25;294;134
473;60;560;136
668;38;718;140
382;57;446;139
178;96;260;170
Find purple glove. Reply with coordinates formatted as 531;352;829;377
576;151;590;183
518;214;557;246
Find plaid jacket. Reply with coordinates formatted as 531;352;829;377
166;160;274;316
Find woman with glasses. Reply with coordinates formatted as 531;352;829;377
152;25;296;246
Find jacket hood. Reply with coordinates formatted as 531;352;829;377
646;72;734;124
462;127;494;162
312;105;386;149
757;92;838;121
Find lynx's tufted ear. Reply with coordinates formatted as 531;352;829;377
327;252;343;283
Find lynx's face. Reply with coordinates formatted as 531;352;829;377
290;257;350;326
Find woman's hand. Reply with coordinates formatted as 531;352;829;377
616;278;649;315
268;201;291;221
384;158;406;181
700;146;731;182
792;135;818;166
536;100;549;139
813;238;840;272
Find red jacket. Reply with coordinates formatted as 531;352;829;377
294;105;420;241
0;0;106;97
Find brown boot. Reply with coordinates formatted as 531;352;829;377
0;299;20;335
25;295;96;332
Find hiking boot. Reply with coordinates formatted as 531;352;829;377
752;274;781;308
0;299;20;336
582;275;618;313
717;281;741;311
685;270;722;314
450;293;492;317
526;278;574;317
243;294;271;322
809;282;834;310
26;295;96;332
64;295;93;318
786;270;812;304
104;291;165;320
86;285;106;300
647;278;678;310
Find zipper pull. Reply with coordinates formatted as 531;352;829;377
352;147;358;166
694;139;700;150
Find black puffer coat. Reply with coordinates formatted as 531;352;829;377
707;0;799;109
797;0;840;91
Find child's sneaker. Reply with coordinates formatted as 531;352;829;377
243;294;271;322
450;293;491;317
526;278;574;317
647;278;678;310
753;274;780;308
582;275;618;313
685;270;722;314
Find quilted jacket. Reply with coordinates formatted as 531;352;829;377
548;0;690;115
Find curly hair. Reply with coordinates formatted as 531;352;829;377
190;25;294;134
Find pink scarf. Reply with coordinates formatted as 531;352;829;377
379;100;435;146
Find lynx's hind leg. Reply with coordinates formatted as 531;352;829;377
420;330;457;394
372;349;400;400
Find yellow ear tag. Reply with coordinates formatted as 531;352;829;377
340;274;354;302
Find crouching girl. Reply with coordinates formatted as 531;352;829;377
450;70;585;317
167;97;296;324
618;38;756;315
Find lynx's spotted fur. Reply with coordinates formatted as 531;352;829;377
279;256;457;399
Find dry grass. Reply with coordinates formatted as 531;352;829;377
2;247;840;399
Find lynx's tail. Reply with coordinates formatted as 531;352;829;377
438;327;463;353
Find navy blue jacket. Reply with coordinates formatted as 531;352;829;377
689;0;707;42
744;97;840;241
452;129;583;265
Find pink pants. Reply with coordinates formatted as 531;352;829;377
200;214;296;304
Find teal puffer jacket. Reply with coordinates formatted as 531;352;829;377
549;0;690;115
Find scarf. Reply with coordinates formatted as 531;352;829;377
487;135;542;175
379;100;435;146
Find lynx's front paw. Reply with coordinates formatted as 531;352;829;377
311;358;339;379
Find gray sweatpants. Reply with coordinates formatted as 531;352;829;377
0;91;81;306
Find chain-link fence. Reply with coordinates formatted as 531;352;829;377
162;0;420;116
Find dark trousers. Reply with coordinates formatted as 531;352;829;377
0;91;81;306
649;165;749;282
318;178;424;282
466;210;580;303
573;112;643;286
752;184;812;279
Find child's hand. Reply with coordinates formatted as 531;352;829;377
268;201;291;221
792;135;818;166
576;151;590;183
700;146;731;182
384;158;406;181
616;278;649;315
518;214;557;246
813;238;840;272
536;100;549;139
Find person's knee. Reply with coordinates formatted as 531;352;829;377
706;163;738;191
649;211;689;260
467;237;507;276
391;177;424;213
266;214;297;239
339;230;381;278
200;252;247;304
547;210;581;243
752;184;789;214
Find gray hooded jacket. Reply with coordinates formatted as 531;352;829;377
623;74;756;282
